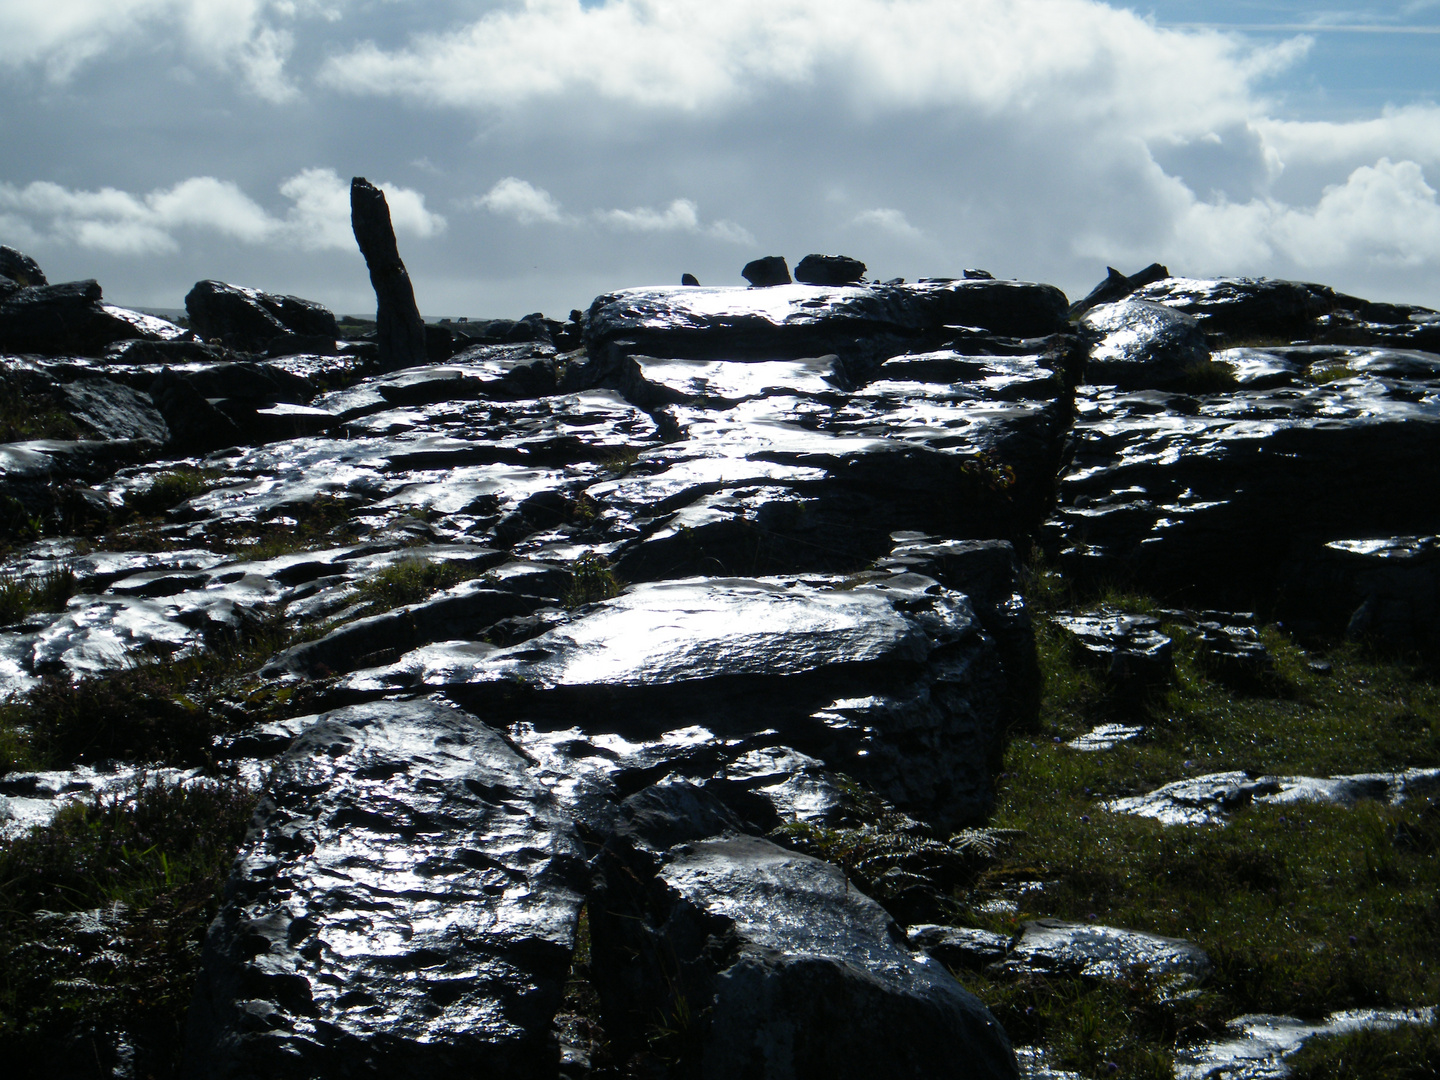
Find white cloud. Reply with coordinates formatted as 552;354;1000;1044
470;180;754;243
852;208;922;240
317;0;1305;138
474;177;569;225
0;0;337;100
0;168;444;256
600;198;701;232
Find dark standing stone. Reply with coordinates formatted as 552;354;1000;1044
681;272;700;286
0;245;47;287
350;177;428;369
741;255;792;287
795;253;867;285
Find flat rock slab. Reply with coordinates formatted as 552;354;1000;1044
593;834;1019;1080
1106;768;1440;826
1006;918;1210;981
584;280;1069;361
343;574;1010;828
185;699;587;1079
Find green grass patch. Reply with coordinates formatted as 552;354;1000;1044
963;596;1440;1078
0;776;257;1078
124;469;220;517
350;556;492;615
0;565;77;626
1288;1021;1440;1080
0;379;80;442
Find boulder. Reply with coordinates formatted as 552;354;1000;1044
350;177;428;369
590;830;1019;1079
184;699;587;1079
741;254;792;286
795;253;867;286
1045;366;1440;605
0;280;190;357
1080;299;1212;389
185;280;338;352
681;272;700;286
0;245;47;287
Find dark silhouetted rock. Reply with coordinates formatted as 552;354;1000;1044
1130;276;1343;343
1080;298;1212;389
741;254;792;286
185;280;338;352
590;832;1019;1079
147;368;245;451
351;177;428;369
795;253;867;285
0;245;47;287
0;280;190;357
1068;263;1170;319
681;272;700;286
584;279;1071;364
184;699;587;1080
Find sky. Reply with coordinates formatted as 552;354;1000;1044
1;0;1439;319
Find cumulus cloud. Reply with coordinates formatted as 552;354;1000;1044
317;0;1304;136
0;0;338;100
0;168;444;256
471;179;754;243
851;208;922;240
473;178;569;225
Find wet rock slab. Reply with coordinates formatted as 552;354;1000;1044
584;279;1069;362
1106;768;1440;826
184;699;587;1079
1003;918;1210;981
343;573;1011;828
593;830;1020;1080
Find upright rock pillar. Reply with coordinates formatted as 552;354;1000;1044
350;176;428;369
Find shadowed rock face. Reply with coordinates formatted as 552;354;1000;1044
591;795;1018;1080
185;699;587;1079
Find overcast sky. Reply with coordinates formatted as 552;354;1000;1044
2;0;1439;319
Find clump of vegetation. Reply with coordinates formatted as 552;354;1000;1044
350;557;490;615
1307;362;1359;385
124;469;218;517
0;776;257;1078
0;615;319;774
564;552;622;608
217;493;358;559
1176;358;1239;393
0;378;80;442
0;565;77;626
